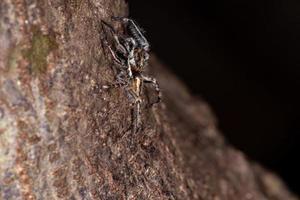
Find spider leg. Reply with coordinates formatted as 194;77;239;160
111;17;150;51
127;89;142;132
101;20;128;51
101;21;125;65
101;20;118;42
135;99;142;132
111;16;130;23
107;44;123;65
126;57;134;78
101;36;128;80
141;75;161;105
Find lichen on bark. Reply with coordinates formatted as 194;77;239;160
22;27;58;75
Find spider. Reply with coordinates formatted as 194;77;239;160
101;17;161;131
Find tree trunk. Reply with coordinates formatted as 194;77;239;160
0;0;297;199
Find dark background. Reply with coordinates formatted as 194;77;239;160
129;0;300;194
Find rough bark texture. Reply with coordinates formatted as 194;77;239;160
0;0;298;199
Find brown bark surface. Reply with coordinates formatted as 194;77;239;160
0;0;298;199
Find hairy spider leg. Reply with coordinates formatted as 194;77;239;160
100;34;120;79
127;91;142;132
127;77;143;132
101;20;122;47
141;75;161;105
101;21;122;65
101;20;128;66
111;17;150;51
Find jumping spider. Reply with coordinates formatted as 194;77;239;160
101;17;161;131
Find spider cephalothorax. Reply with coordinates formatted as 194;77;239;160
101;17;160;131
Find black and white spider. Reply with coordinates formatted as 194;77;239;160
101;17;161;131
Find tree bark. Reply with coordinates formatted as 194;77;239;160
0;0;298;199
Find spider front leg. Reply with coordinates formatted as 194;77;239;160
111;16;130;24
100;20;128;67
141;75;161;105
111;16;150;52
101;20;123;48
106;42;124;66
101;39;128;86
